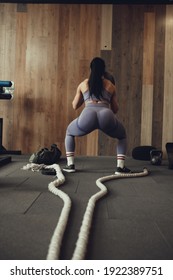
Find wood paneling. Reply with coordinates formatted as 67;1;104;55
98;49;116;156
141;12;155;145
0;4;101;155
101;4;112;50
152;5;165;150
0;4;172;158
162;5;173;156
100;5;167;157
141;84;154;145
0;4;16;149
102;5;144;156
78;4;101;156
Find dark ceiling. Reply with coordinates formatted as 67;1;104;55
0;0;173;4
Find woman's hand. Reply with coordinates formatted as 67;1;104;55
110;91;119;114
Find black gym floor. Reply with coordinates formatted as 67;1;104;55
0;155;173;260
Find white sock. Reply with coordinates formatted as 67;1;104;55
117;154;125;168
66;152;74;166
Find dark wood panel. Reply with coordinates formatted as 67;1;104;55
162;5;173;156
100;2;144;156
152;5;166;149
141;12;155;145
99;5;167;157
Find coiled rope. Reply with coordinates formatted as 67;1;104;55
22;164;149;260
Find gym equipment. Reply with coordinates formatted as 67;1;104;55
166;142;173;169
22;163;149;260
0;80;14;100
71;168;149;260
132;145;156;161
150;149;163;166
29;144;61;165
0;81;21;166
0;81;12;87
41;168;56;175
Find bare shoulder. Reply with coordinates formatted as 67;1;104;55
103;79;116;94
78;79;89;93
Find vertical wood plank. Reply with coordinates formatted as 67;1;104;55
152;5;165;150
162;5;173;156
141;12;155;145
79;4;101;60
101;5;112;50
141;84;154;143
14;11;29;151
77;4;101;156
0;4;17;149
106;5;144;156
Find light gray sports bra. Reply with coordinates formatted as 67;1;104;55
82;89;112;104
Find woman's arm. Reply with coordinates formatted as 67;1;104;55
72;83;84;110
104;79;119;114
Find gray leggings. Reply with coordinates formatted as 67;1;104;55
65;103;127;154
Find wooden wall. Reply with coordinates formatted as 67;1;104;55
0;3;172;158
0;3;101;155
99;4;171;157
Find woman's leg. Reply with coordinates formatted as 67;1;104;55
64;119;86;172
98;108;131;173
64;108;98;172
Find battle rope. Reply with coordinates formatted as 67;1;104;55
46;164;70;260
22;164;149;260
22;163;70;260
71;167;148;260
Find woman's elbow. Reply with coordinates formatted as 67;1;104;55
72;104;77;110
72;101;78;110
111;105;119;114
113;108;119;114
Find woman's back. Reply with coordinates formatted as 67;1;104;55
81;78;116;104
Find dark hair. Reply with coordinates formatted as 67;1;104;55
88;57;105;99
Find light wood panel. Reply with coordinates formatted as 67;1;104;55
78;4;101;156
162;5;173;156
141;84;154;145
141;13;155;145
0;3;101;155
101;4;112;50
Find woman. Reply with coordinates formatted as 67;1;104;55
63;57;131;174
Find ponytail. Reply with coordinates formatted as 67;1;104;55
88;57;105;100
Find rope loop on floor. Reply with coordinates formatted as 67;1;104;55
22;164;149;260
